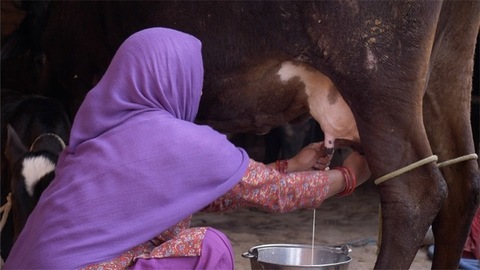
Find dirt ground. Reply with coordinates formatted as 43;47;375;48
191;181;433;269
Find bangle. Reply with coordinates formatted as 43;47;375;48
334;166;357;197
275;160;288;173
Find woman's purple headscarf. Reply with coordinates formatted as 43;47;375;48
5;28;249;268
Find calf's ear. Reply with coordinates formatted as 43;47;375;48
5;124;28;164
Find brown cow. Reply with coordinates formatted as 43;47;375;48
21;1;480;269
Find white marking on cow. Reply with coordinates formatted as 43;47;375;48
22;156;55;196
277;61;359;149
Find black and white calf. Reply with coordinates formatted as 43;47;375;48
5;124;66;228
1;90;71;261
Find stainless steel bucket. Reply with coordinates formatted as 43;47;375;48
242;244;352;270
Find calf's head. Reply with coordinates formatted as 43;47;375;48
4;125;59;240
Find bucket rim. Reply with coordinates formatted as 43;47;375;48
242;243;352;268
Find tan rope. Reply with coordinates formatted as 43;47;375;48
374;155;438;185
0;193;12;233
375;153;477;254
374;153;479;185
0;193;9;268
437;153;478;168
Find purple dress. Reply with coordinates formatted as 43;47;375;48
4;27;249;268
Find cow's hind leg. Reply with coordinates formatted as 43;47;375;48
334;60;448;269
425;93;480;269
370;135;446;269
423;2;480;268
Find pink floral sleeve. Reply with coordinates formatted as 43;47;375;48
82;160;331;269
202;159;331;213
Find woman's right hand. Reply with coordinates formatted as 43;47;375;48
342;151;371;186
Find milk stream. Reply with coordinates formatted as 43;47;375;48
311;208;316;265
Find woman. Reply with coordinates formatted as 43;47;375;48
4;27;370;269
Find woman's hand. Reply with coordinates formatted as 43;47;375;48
325;150;371;198
288;142;333;172
342;151;371;186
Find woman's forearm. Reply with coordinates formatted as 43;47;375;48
202;160;346;213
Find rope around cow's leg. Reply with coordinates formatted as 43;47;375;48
374;155;438;253
376;155;437;253
0;192;12;266
374;155;438;185
437;153;478;168
374;153;479;185
0;192;12;233
376;153;478;253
